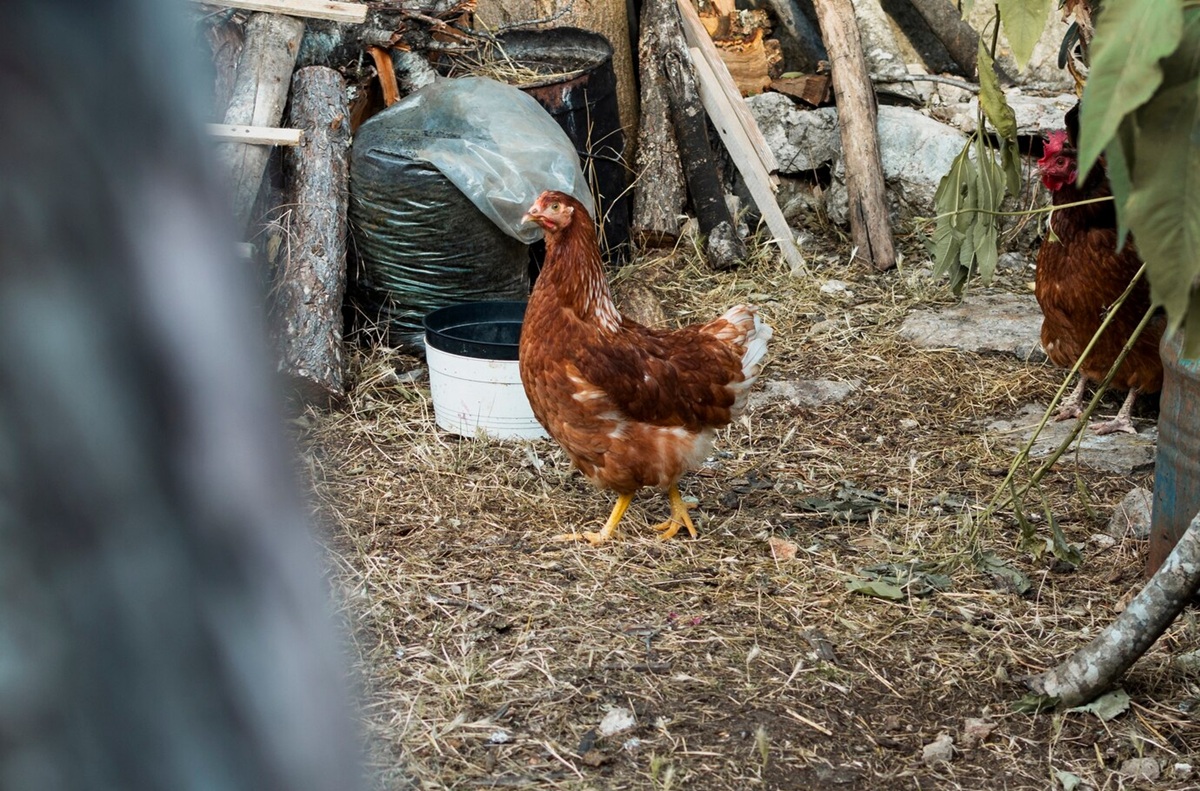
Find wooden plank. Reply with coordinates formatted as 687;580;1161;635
688;47;805;274
208;123;303;145
675;0;777;174
193;0;367;23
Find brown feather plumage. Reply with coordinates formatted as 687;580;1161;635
1034;117;1163;432
519;190;771;540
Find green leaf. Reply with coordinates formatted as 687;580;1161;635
1068;688;1131;721
1001;137;1022;196
1046;509;1084;567
1012;693;1058;714
846;579;904;601
975;551;1032;595
1104;116;1137;249
996;0;1053;71
1125;78;1200;339
1077;0;1183;182
978;42;1018;140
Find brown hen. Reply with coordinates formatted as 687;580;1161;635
1035;123;1163;435
519;190;772;546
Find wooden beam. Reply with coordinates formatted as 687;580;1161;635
811;0;896;271
208;123;303;145
675;0;777;175
193;0;367;23
689;47;805;274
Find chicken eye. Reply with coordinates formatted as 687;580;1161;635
550;202;561;211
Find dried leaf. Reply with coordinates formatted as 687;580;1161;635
768;536;798;560
1068;688;1130;721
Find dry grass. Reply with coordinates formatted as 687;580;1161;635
300;230;1200;790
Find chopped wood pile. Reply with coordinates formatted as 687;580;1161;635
196;0;1013;408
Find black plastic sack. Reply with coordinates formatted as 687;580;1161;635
348;76;592;349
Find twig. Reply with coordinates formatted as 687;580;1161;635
986;263;1154;517
880;74;980;93
492;1;575;34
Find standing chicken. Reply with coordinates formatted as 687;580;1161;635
520;190;772;546
1034;118;1163;435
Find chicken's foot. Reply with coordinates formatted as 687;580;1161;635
1054;376;1087;422
1092;388;1140;436
652;485;698;541
555;492;634;547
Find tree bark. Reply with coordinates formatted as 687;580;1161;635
217;12;306;232
1026;508;1200;708
275;66;350;408
633;0;688;247
905;0;981;79
662;40;747;271
811;0;896;271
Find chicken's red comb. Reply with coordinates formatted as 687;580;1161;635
1039;130;1069;165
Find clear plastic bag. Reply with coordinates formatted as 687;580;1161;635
348;76;594;347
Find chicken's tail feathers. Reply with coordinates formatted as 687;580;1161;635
706;304;773;414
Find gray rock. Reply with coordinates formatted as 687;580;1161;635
747;94;841;174
987;404;1158;475
935;91;1079;137
922;732;954;766
746;98;967;221
997;252;1030;271
749;378;862;410
1119;757;1161;782
898;292;1046;362
1107;487;1153;540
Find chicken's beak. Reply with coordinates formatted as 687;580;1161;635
521;206;541;227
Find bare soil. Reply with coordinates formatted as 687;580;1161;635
302;231;1200;790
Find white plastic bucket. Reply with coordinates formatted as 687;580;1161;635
423;302;547;440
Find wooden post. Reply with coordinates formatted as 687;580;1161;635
632;0;688;247
273;66;350;408
811;0;896;271
216;12;306;231
662;42;747;271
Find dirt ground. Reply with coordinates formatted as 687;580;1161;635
300;229;1200;790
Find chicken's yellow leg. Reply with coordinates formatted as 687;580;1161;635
652;485;698;541
555;493;634;547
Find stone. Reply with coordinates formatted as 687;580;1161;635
597;707;636;737
746;97;968;221
934;90;1079;137
1106;487;1153;540
898;292;1046;362
1119;757;1161;782
748;378;862;410
987;404;1158;475
922;732;954;765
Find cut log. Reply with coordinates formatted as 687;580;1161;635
905;0;981;79
811;0;896;271
770;73;832;106
633;0;688;247
274;66;350;408
713;30;772;96
662;42;746;270
193;0;367;23
216;12;306;231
